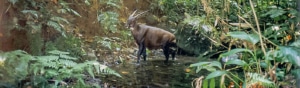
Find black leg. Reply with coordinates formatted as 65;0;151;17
142;46;147;61
137;44;144;63
171;49;176;60
163;45;170;63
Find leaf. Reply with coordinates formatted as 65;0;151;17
248;34;260;44
228;31;248;39
220;48;253;58
279;46;300;67
50;16;70;24
87;65;95;78
84;0;90;5
228;31;260;44
205;70;227;80
209;61;222;69
225;59;247;66
69;9;82;17
263;9;286;18
190;62;210;67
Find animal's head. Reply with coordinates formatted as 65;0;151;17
126;10;148;30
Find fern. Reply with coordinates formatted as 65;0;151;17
59;1;82;17
246;73;275;87
47;20;66;37
21;10;39;18
97;11;119;33
0;50;33;86
50;16;70;24
48;50;70;55
0;50;121;87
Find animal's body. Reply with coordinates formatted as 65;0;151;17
126;10;176;63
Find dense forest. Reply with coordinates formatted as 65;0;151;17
0;0;299;88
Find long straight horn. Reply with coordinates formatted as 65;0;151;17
134;10;149;18
130;10;138;17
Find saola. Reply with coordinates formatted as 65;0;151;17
126;10;177;63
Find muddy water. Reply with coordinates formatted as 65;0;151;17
103;55;204;88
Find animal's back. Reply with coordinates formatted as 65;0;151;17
142;25;176;50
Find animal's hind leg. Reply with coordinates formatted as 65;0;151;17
170;48;176;60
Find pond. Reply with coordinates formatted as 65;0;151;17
102;55;203;88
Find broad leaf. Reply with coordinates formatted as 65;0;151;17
279;46;300;67
225;59;247;66
228;31;260;44
190;62;210;67
209;61;222;69
228;31;248;40
248;34;260;44
262;9;286;18
205;70;227;80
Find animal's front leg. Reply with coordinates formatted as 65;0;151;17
162;45;170;63
142;46;147;61
137;44;144;63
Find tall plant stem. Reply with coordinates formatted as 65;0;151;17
249;0;266;59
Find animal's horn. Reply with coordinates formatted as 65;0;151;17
134;10;149;18
130;10;138;17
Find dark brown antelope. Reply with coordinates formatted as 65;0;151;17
126;10;177;63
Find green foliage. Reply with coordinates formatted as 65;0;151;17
0;50;33;84
7;0;83;55
85;0;121;33
97;11;119;33
246;73;275;87
228;31;260;44
0;50;120;87
94;36;121;51
45;34;84;58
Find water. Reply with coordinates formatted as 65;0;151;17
103;55;200;88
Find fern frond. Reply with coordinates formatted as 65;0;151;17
50;17;70;24
47;21;66;37
21;10;39;18
58;59;77;67
48;50;70;55
93;62;121;77
59;54;77;60
246;73;275;87
36;56;59;62
68;9;82;17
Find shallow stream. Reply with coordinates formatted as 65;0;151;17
103;55;203;88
